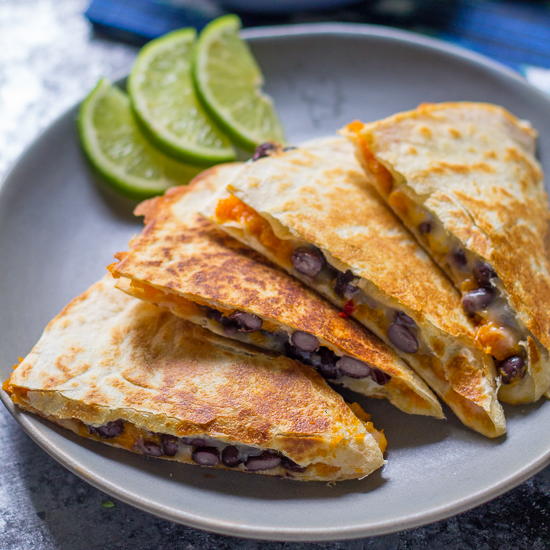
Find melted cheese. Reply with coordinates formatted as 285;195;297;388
6;390;318;474
129;280;204;318
388;188;525;365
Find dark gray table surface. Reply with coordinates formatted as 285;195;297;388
0;1;548;548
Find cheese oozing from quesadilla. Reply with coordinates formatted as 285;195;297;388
345;102;550;404
208;137;506;438
4;276;386;482
110;164;443;419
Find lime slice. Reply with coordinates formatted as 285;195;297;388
193;15;285;151
78;78;201;200
128;28;235;165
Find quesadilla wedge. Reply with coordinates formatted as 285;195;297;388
4;275;386;482
345;102;550;404
208;136;506;437
110;164;443;419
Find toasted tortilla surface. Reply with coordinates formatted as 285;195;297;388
5;276;386;481
111;164;443;419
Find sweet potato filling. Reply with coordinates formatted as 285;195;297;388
350;402;387;453
348;133;529;384
384;185;527;382
475;323;521;361
360;143;394;196
215;195;294;264
216;196;428;360
388;189;449;260
128;280;205;318
4;390;313;474
118;278;394;390
127;279;282;335
347;122;394;196
80;418;143;449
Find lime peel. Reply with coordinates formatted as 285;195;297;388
78;78;201;200
128;27;235;165
193;15;285;151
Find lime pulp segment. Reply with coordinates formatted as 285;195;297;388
128;28;235;165
78;78;201;200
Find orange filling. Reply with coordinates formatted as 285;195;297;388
349;402;387;453
4;387;145;451
365;421;387;454
382;192;521;362
4;384;27;404
127;280;204;318
127;280;282;335
346;121;394;196
77;419;145;450
215;195;294;263
363;148;394;196
475;322;520;360
389;189;449;259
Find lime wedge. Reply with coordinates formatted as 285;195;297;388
128;28;235;165
78;78;201;200
193;15;285;151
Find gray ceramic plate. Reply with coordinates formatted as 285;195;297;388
1;24;549;542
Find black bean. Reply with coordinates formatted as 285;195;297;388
452;248;468;269
319;347;338;364
88;419;124;439
252;142;277;161
205;308;223;322
192;447;220;466
394;311;416;328
284;342;312;365
291;331;319;352
462;288;494;314
370;369;391;385
228;311;263;332
306;351;323;368
136;439;163;457
473;261;497;287
318;362;340;379
220;317;239;335
160;434;179;457
418;221;432;234
334;270;360;299
316;348;340;379
280;456;306;473
498;355;527;384
272;330;291;349
291;247;325;277
245;451;282;471
388;322;419;353
285;343;342;379
181;437;207;447
221;446;242;467
336;356;372;378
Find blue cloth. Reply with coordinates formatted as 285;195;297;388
85;0;216;42
85;0;550;89
438;1;550;70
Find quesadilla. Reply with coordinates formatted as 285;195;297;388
4;275;386;482
345;102;550;404
208;136;506;437
110;164;442;419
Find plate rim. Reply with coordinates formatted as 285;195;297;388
1;22;549;542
